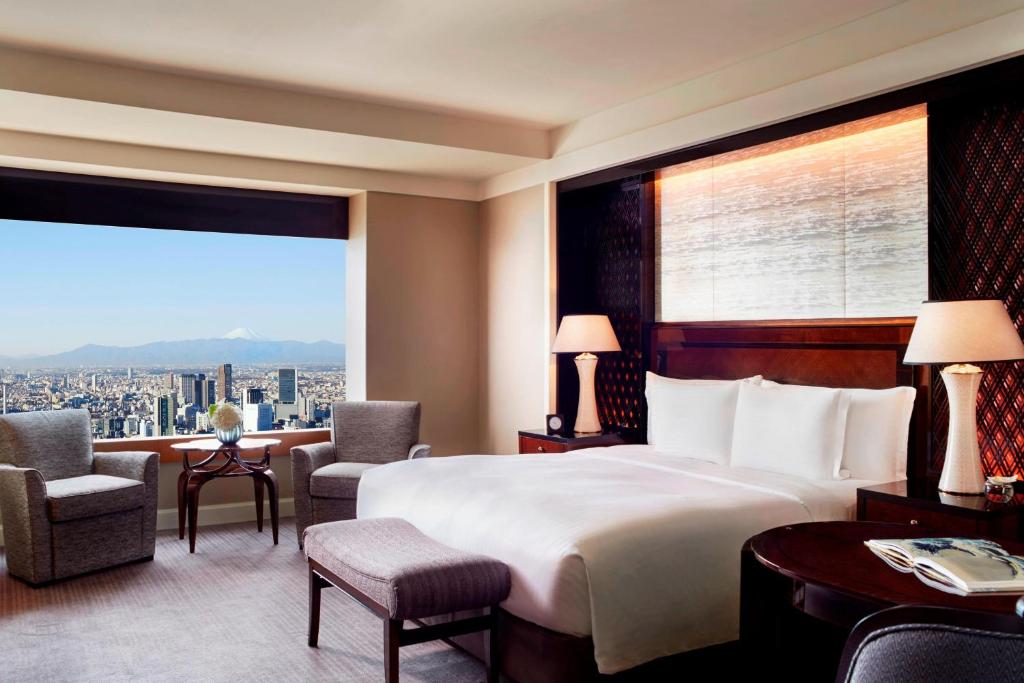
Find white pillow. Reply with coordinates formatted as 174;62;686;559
841;387;916;482
730;382;850;480
760;380;916;482
645;372;762;464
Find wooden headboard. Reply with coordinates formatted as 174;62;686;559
647;318;931;479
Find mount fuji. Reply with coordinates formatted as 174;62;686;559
222;327;269;341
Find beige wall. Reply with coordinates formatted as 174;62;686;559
478;185;551;454
357;191;482;455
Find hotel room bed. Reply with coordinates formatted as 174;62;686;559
357;445;879;674
357;319;926;680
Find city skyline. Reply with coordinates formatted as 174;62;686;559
0;219;347;356
0;362;346;440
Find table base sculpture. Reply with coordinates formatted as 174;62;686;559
172;438;281;553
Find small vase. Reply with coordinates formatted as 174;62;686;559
215;424;244;445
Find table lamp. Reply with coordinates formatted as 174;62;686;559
904;299;1024;495
552;315;621;434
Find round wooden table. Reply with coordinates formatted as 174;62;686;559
740;521;1024;680
172;438;282;553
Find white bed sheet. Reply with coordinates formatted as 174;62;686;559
357;444;878;674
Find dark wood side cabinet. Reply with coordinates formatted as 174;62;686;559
857;479;1024;541
517;429;625;455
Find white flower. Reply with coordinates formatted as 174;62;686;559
210;402;244;430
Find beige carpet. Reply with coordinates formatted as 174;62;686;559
0;520;486;682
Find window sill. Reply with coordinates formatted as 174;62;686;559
92;428;331;464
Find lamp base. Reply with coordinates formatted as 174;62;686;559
573;352;602;434
937;364;985;496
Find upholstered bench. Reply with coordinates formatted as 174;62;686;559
303;517;511;683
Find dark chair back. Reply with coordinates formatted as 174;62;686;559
837;603;1024;683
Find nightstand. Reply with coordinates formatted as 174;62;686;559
857;478;1024;541
517;428;625;454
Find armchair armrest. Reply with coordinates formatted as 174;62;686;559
408;443;432;459
290;441;336;547
93;451;159;556
290;441;336;476
93;451;159;483
0;465;53;583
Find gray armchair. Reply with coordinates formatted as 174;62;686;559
0;409;159;585
291;400;429;546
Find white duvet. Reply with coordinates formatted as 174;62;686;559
357;445;874;674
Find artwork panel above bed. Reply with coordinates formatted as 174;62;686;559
655;104;928;323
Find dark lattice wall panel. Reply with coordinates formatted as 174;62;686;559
557;177;651;436
930;97;1024;477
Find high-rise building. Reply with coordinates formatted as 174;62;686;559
199;378;216;410
165;371;175;391
245;388;264;406
278;368;297;404
103;417;124;439
273;402;299;422
182;405;201;431
91;374;98;391
127;367;133;381
300;396;317;421
123;415;139;437
180;373;197;404
217;363;233;402
243;403;274;432
154;393;178;436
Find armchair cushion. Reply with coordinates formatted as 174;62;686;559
310;462;379;499
46;474;145;522
0;409;93;480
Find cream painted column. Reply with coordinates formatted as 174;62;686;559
345;192;368;401
363;192;480;455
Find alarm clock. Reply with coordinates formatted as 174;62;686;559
546;414;565;436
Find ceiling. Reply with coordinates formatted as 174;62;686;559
0;0;1021;197
0;0;903;128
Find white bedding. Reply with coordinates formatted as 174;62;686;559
357;444;876;674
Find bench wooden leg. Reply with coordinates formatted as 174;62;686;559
384;619;401;683
308;566;330;647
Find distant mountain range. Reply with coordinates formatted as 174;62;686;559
0;331;344;369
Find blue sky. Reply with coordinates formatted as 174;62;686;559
0;220;346;356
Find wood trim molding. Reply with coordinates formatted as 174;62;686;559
92;428;331;464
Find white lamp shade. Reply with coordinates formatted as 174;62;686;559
552;315;621;353
904;299;1024;365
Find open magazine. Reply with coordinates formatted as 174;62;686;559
865;537;1024;596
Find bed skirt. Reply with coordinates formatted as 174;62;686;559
424;609;737;682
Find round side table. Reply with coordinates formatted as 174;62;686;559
171;438;282;553
740;521;1024;680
